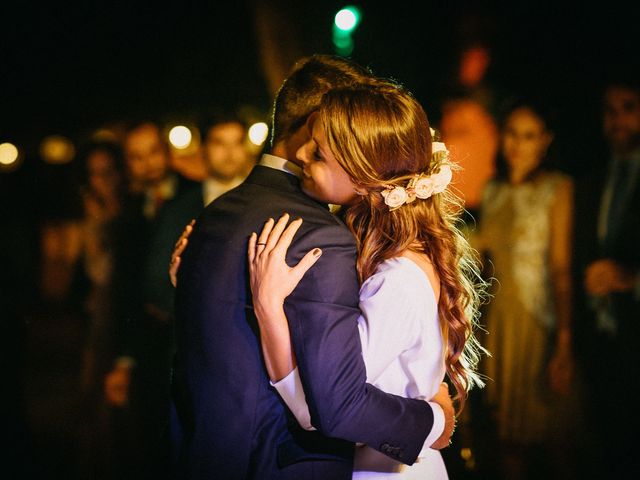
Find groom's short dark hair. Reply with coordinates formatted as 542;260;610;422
270;54;375;147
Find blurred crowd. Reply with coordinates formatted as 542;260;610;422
2;51;639;479
2;113;261;479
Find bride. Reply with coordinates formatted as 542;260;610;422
245;82;487;479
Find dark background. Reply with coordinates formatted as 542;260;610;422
2;0;640;171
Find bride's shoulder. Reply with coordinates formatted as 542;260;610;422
360;257;429;299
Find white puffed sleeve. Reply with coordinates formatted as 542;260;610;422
357;264;425;383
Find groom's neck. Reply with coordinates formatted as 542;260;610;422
270;141;288;160
271;141;304;169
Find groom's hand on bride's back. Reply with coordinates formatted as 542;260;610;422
429;382;455;450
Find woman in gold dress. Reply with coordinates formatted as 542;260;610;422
472;98;575;478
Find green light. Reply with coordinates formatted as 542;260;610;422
334;6;361;33
332;5;360;56
333;35;352;49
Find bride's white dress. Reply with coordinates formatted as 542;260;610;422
274;256;448;479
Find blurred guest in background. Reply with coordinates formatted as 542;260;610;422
168;131;208;184
200;112;251;205
438;42;499;220
136;113;252;337
574;74;640;477
76;140;126;395
73;139;127;478
471;98;576;478
37;158;85;305
105;120;198;479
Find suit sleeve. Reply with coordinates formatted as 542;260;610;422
283;223;434;465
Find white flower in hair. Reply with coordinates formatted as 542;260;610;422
430;164;453;194
379;135;453;210
412;164;452;199
381;186;409;210
414;177;436;199
432;142;448;155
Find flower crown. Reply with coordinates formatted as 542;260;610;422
380;137;452;211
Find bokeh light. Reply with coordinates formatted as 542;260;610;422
0;142;19;166
334;7;359;32
168;125;193;149
248;122;269;146
40;135;75;164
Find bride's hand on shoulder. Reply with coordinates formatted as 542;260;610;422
169;219;195;287
248;213;322;315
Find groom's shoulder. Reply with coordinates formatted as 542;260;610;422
298;214;354;243
288;215;357;268
195;183;353;242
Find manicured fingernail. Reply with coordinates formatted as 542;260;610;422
313;248;322;257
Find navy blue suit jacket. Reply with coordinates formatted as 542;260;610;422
170;166;434;479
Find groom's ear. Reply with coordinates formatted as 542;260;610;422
305;111;319;134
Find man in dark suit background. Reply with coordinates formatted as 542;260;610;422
199;113;253;205
574;73;640;476
105;120;200;479
169;55;455;479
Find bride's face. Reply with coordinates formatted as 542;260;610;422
296;114;358;206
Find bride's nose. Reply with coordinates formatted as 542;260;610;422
296;142;310;165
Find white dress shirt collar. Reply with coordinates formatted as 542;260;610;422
258;153;302;178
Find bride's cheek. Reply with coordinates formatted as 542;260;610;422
307;169;320;189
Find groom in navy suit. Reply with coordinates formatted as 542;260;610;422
170;55;454;479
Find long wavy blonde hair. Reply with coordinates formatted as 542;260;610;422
318;83;488;411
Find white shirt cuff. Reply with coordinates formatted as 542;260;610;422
424;401;445;450
270;367;316;431
271;369;446;445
